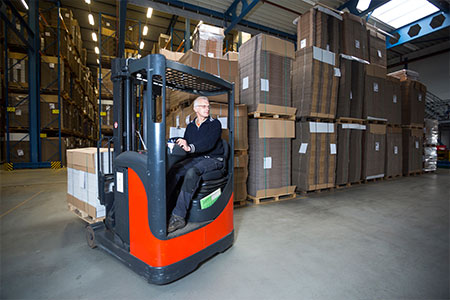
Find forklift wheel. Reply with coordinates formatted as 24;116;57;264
86;225;97;249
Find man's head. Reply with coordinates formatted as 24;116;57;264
193;96;210;119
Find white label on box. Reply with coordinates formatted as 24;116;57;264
373;82;379;92
300;39;306;49
377;50;382;58
243;76;249;90
309;122;334;133
330;144;337;155
45;32;51;37
117;172;124;193
415;141;419;149
299;143;308;154
350;91;353;100
16;23;21;30
185;116;190;125
16;109;22;116
355;40;360;49
263;157;272;169
418;94;422;102
207;52;215;58
17;149;24;156
394;146;398;154
393;95;397;103
261;79;269;92
218;117;227;129
49;103;56;109
176;116;180;127
49;63;55;69
79;172;86;189
334;68;341;77
128;26;133;31
375;142;380;151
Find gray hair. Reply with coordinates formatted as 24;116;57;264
193;96;209;107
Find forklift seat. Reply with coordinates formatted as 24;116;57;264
188;140;230;222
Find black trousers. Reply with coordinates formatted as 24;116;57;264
167;156;223;218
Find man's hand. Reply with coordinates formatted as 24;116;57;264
176;138;191;152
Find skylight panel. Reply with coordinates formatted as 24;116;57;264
371;0;439;28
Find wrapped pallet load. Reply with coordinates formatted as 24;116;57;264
366;23;387;68
293;121;337;192
364;64;387;120
385;76;402;125
335;123;365;185
292;46;339;118
402;128;423;175
401;80;426;127
192;23;224;58
341;12;369;61
362;124;386;180
336;55;368;118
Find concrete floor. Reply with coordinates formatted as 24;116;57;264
1;168;449;299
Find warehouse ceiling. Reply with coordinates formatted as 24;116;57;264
13;0;450;70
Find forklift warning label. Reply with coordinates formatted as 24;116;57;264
200;188;221;210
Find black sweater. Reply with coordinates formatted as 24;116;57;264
184;117;224;157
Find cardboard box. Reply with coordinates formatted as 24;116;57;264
342;12;369;61
292;46;339;118
98;68;114;97
292;121;336;191
193;24;225;58
40;94;69;130
362;124;386;179
239;34;294;112
8;52;28;88
364;64;386;120
159;48;184;61
336;123;365;185
387;69;419;81
367;24;387;67
41;55;64;91
384;76;402;125
172;50;239;106
7;133;29;163
248;118;294;197
402;128;423;174
296;5;342;53
100;100;114;128
7;93;29;128
336;54;367;118
66;148;113;218
401;80;426;126
41;137;67;165
224;51;239;61
385;127;402;177
234;153;248;202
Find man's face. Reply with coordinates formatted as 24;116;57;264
194;98;210;119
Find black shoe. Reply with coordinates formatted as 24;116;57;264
168;214;186;233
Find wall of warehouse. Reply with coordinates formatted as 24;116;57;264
388;51;450;101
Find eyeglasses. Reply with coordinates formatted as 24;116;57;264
195;105;210;109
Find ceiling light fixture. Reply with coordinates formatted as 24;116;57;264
143;25;148;36
95;46;99;54
140;41;145;49
21;0;29;10
146;8;153;18
88;13;95;25
92;32;97;42
85;0;91;4
97;59;100;64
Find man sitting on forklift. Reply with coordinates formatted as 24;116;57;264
167;96;224;233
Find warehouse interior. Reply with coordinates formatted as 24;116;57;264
1;0;449;298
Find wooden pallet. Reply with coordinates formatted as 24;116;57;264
402;124;423;129
387;124;402;128
336;117;365;124
233;200;247;208
385;174;402;180
247;192;297;205
68;203;104;224
234;149;248;156
298;116;334;122
363;177;384;183
335;181;363;189
404;171;422;176
299;187;335;195
249;111;295;121
365;119;387;124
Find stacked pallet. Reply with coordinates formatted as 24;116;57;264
239;34;297;203
423;119;439;172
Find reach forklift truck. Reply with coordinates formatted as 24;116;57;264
86;54;235;284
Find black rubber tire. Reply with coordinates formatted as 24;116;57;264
86;225;97;249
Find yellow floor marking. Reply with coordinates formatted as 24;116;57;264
0;190;44;218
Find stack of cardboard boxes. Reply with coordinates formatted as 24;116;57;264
423;119;438;172
239;34;296;200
